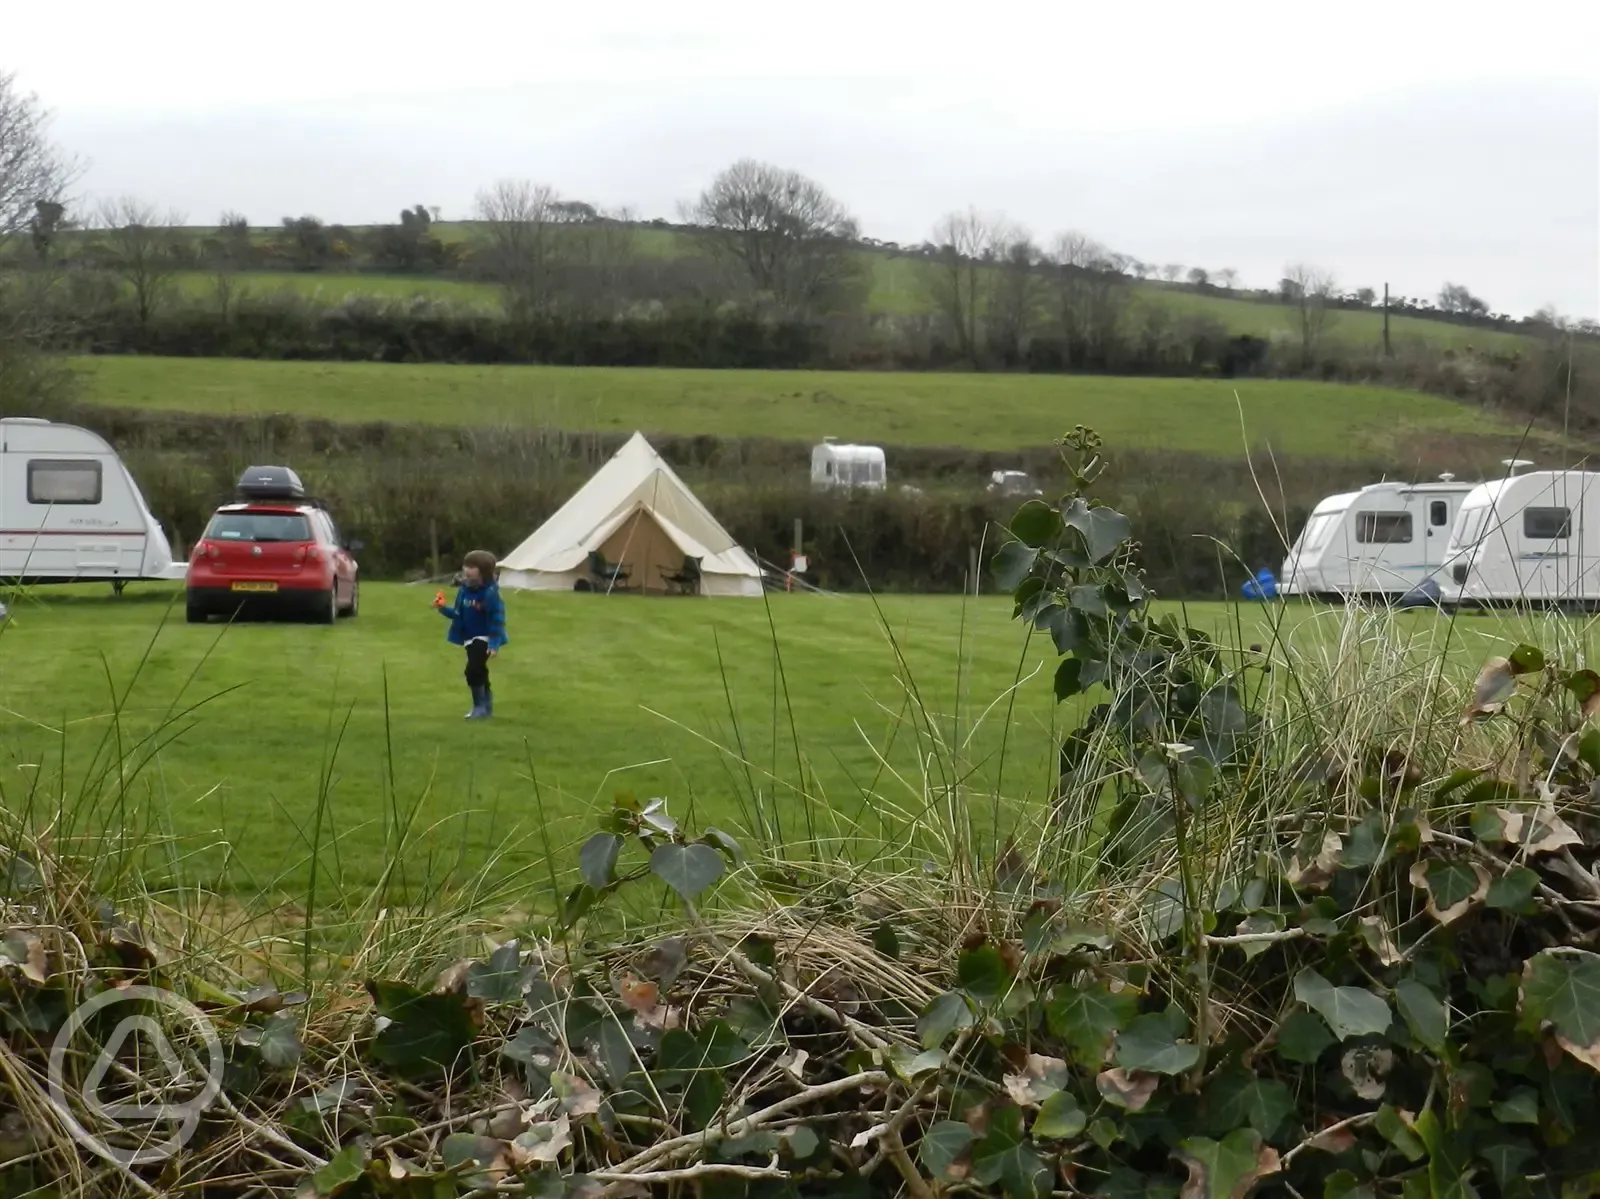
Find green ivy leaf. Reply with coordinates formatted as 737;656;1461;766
1061;498;1132;565
1173;1129;1280;1199
309;1141;367;1196
1011;500;1064;549
1508;643;1545;674
1486;867;1540;911
1055;658;1089;702
971;1105;1050;1199
872;921;901;959
365;980;477;1079
562;883;599;927
1491;1087;1539;1125
467;940;528;1003
1033;1090;1087;1139
1374;1104;1426;1162
1521;949;1600;1069
1293;968;1392;1041
1202;1068;1294;1139
993;543;1039;591
1479;1142;1536;1192
1275;1009;1335;1064
1114;1009;1201;1075
700;827;746;867
1338;812;1390;869
918;990;975;1049
1046;984;1138;1068
957;944;1013;1002
1324;1170;1376;1199
441;1133;505;1190
649;843;725;901
1395;979;1448;1054
258;1011;303;1069
918;1121;976;1182
579;833;623;891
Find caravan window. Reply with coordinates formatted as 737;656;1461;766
1524;507;1571;539
1430;501;1449;526
27;459;102;505
1356;512;1412;544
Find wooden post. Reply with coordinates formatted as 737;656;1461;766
429;518;440;579
1382;283;1392;357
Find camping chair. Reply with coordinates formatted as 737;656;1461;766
587;550;632;592
659;555;703;596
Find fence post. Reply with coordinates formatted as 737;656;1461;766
430;518;440;579
969;546;978;596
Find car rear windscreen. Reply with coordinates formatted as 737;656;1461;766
205;513;312;543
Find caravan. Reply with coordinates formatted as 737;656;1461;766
1280;475;1472;599
811;438;886;490
1440;469;1600;609
0;418;187;587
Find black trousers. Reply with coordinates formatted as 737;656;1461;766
464;640;491;690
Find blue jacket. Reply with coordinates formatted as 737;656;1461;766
440;581;508;649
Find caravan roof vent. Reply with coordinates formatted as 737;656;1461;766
1502;458;1535;476
1438;472;1456;482
236;464;307;501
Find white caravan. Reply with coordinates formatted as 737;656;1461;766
0;418;188;587
1440;469;1600;608
1280;474;1472;599
811;438;886;490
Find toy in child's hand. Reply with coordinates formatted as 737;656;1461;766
433;590;446;608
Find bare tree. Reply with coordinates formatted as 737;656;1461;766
1159;263;1183;283
0;71;78;248
989;233;1045;364
96;197;187;327
1437;282;1489;317
563;205;640;318
685;159;863;317
1215;267;1239;289
923;207;1014;363
474;179;570;319
1047;232;1129;368
1282;262;1339;366
1354;286;1376;306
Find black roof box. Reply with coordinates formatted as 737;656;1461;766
236;465;306;501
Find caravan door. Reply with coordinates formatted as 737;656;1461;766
1420;494;1459;574
1519;476;1587;603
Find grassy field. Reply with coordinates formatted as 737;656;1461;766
0;583;1556;900
73;355;1539;460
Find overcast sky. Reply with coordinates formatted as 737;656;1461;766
9;0;1599;318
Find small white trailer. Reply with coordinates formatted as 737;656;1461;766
1280;474;1473;599
1440;468;1600;609
0;417;188;587
811;438;886;490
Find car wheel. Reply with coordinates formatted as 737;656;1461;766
311;588;337;625
186;597;207;624
339;580;359;618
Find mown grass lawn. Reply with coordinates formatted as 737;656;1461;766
0;584;1546;902
73;355;1530;460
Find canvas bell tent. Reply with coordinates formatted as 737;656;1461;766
499;433;764;597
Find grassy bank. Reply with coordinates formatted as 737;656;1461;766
70;355;1540;461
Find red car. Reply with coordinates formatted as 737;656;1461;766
186;466;361;624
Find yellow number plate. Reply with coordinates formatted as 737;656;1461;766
230;581;278;593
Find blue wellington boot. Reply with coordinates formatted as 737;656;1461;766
482;687;494;718
465;686;487;719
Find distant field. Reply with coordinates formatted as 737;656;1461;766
162;258;1529;351
174;270;500;307
74;354;1537;460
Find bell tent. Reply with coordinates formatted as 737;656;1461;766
499;433;764;597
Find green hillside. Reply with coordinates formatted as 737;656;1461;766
75;354;1539;461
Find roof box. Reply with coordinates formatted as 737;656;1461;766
236;464;306;501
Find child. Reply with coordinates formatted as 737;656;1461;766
435;549;508;719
